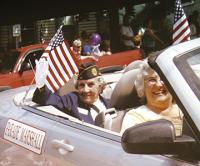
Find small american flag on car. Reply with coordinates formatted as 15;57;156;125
173;0;191;45
41;25;79;92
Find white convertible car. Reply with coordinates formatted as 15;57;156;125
0;38;200;165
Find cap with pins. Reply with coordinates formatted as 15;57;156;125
78;62;101;80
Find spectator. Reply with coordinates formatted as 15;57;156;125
71;38;98;62
80;30;89;50
71;38;82;59
100;39;112;55
188;10;200;39
133;35;145;58
82;33;102;57
120;14;135;50
120;60;183;136
141;17;164;56
33;60;112;129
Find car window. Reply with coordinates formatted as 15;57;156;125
187;54;200;80
174;49;200;100
0;51;20;73
22;49;44;71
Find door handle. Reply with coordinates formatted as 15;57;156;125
52;139;74;154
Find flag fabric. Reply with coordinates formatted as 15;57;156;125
41;25;79;92
173;0;191;45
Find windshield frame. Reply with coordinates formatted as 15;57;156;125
174;48;200;101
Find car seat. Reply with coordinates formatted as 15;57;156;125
95;62;143;132
110;68;141;109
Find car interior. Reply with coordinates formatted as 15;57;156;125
13;62;144;134
12;61;195;139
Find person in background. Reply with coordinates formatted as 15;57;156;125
82;33;102;57
188;10;200;39
120;14;135;50
100;39;112;55
133;35;145;59
32;60;112;128
70;38;82;59
71;38;98;62
120;60;183;136
141;17;164;56
80;30;89;47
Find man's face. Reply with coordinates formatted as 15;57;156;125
77;78;100;105
144;71;172;111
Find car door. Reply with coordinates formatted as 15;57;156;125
35;106;192;166
0;103;56;166
0;87;194;166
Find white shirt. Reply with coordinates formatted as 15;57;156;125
78;98;112;129
92;98;112;130
91;98;107;120
120;25;134;47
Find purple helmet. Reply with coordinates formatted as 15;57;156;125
90;33;102;46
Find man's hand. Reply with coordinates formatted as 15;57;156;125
35;58;49;89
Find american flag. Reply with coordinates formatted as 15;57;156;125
173;0;191;45
41;25;79;92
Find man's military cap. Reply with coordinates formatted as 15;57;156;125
78;62;101;80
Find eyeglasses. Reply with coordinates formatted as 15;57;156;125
145;77;164;85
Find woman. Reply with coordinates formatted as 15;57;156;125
120;60;183;136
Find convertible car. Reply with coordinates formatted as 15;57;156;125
0;43;141;91
0;38;199;165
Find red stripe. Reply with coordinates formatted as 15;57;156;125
60;42;76;74
54;48;70;83
45;40;79;92
64;40;80;69
173;18;187;32
173;25;190;42
46;75;57;92
180;33;191;43
48;51;64;86
49;61;62;88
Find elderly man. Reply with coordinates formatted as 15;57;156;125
33;59;111;126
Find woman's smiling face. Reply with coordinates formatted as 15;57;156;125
144;71;172;112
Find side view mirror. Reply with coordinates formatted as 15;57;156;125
121;119;198;156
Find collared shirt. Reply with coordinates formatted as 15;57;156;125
90;97;107;120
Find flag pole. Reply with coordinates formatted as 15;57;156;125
21;60;37;105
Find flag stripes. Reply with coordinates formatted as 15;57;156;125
41;25;79;92
173;0;191;45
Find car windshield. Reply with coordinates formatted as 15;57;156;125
0;50;20;73
187;54;200;80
